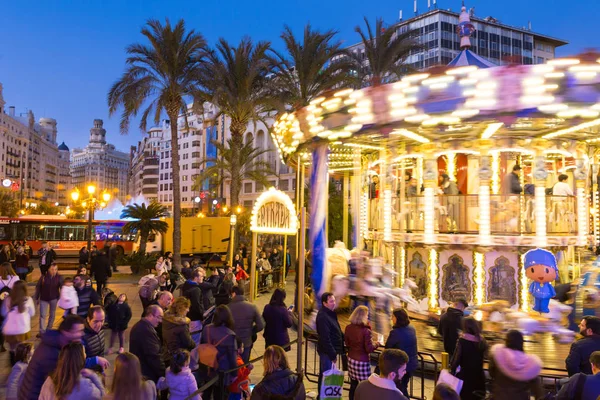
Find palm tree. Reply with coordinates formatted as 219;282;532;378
193;138;277;204
270;24;356;110
354;17;421;86
121;202;169;255
195;37;277;208
108;19;205;266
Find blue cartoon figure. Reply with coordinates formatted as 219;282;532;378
524;248;558;313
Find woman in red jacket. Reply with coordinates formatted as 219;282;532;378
344;305;379;400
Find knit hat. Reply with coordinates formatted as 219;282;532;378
523;248;557;272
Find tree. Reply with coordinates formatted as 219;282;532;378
270;24;355;110
354;17;421;87
120;202;169;256
108;19;206;266
0;190;18;217
195;37;277;208
192;138;277;205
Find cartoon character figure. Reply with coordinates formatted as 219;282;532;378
524;248;558;313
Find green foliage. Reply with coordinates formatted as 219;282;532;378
121;202;169;255
121;252;158;275
0;190;18;217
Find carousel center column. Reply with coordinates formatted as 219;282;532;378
477;139;493;246
575;142;590;247
421;143;438;245
532;139;549;248
309;143;329;298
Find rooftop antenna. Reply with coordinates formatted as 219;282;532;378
433;0;437;8
428;0;431;10
528;21;532;30
414;0;418;15
399;9;403;21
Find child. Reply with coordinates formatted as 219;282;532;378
6;342;33;400
57;277;78;316
106;294;132;354
228;339;253;400
157;349;200;400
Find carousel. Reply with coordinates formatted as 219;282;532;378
271;6;600;368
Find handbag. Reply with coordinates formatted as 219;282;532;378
437;369;463;394
319;363;345;400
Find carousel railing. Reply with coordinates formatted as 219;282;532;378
546;195;578;234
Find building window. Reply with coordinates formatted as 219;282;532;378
244;182;253;193
280;179;289;191
182;175;188;181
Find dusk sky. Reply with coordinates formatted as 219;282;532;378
0;0;596;152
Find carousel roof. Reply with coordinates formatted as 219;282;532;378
448;49;496;68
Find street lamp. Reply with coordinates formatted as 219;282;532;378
70;185;111;261
228;214;237;266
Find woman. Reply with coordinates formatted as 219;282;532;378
488;330;543;400
155;256;166;276
232;254;243;270
0;244;11;264
385;308;418;397
200;305;238;399
158;272;172;293
0;262;20;352
39;342;105;399
251;345;305;400
263;288;293;351
14;246;30;281
162;296;196;367
79;247;89;266
450;317;487;400
345;305;378;400
215;272;235;306
107;352;157;400
1;280;35;365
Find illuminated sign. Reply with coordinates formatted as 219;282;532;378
250;187;298;235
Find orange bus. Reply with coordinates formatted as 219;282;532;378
0;215;135;257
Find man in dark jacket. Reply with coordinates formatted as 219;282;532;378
91;246;112;296
566;316;600;376
130;304;165;383
37;241;57;275
109;242;119;272
558;351;600;399
181;268;206;343
18;315;85;400
149;291;173;343
228;285;265;362
74;274;100;319
502;164;522;195
355;349;409;400
83;305;110;371
437;298;467;357
316;292;344;400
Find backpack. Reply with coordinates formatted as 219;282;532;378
198;326;231;369
138;275;159;300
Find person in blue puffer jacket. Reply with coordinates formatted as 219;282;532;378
385;308;418;398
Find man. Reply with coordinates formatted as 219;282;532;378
34;262;62;337
440;173;460;232
19;315;85;400
74;274;100;319
150;291;173;342
566;316;600;376
558;351;600;399
83;305;110;371
316;292;344;400
355;349;409;400
201;267;220;310
109;242;119;272
181;268;206;343
228;285;264;362
130;304;165;383
37;241;56;275
553;174;574;197
502;164;522;195
91;245;112;297
437;298;467;357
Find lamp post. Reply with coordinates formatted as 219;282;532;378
228;214;237;266
194;196;201;216
71;184;111;262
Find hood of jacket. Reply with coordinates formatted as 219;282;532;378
260;369;302;397
490;344;542;382
163;311;190;327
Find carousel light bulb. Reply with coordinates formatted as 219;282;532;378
428;248;438;310
577;185;589;246
479;185;491;245
474;252;485;306
383;189;392;241
520;254;529;312
399;247;406;288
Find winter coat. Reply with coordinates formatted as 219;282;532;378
250;369;306;400
345;323;377;363
129;318;165;383
109;246;118;267
38;370;105;400
557;372;600;400
162;311;196;366
34;273;62;302
79;249;89;265
75;286;100;319
385;325;418;372
354;374;407;400
18;330;65;400
488;344;544;400
6;361;28;400
200;324;238;382
1;296;35;335
0;250;10;264
200;275;219;310
37;248;56;267
157;366;200;400
215;279;234;306
181;280;205;321
437;307;463;356
106;301;132;331
263;303;292;349
228;295;265;347
14;254;29;274
83;320;106;359
316;306;344;360
566;334;600;376
91;250;111;283
450;334;487;400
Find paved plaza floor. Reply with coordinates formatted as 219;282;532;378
0;266;436;399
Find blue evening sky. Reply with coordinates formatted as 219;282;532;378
0;0;596;152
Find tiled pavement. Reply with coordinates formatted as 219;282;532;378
0;266;435;399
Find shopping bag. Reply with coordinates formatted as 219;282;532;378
437;369;463;394
319;363;345;400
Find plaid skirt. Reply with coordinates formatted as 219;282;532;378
348;357;371;381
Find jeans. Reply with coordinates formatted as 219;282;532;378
242;343;252;363
40;299;58;333
110;330;124;348
317;353;335;400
